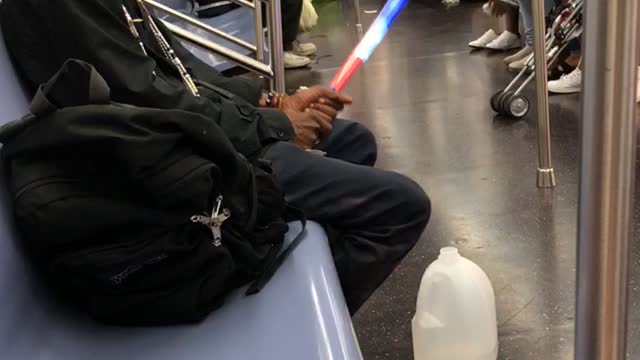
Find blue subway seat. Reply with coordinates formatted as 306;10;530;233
156;0;266;72
0;24;362;360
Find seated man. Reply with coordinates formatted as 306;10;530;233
0;0;430;314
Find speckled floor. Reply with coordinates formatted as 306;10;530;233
286;0;640;359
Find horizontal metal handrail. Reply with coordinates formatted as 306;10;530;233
145;0;256;52
227;0;256;9
162;20;274;78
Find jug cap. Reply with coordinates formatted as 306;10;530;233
438;247;460;263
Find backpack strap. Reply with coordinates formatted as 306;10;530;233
29;59;111;117
245;206;307;295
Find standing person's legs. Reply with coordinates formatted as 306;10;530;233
280;0;313;68
280;0;303;51
504;5;520;35
519;0;556;47
263;121;431;313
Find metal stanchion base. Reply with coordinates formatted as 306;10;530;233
537;168;557;188
356;23;363;33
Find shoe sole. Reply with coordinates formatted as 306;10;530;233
292;50;317;57
548;88;581;94
285;61;312;69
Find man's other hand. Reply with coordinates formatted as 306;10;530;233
285;109;333;149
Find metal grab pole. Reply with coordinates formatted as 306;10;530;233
531;0;556;188
267;0;286;92
575;0;639;358
354;0;363;34
254;0;265;63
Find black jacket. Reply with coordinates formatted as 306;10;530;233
0;0;293;158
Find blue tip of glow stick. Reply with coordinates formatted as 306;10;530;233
354;0;409;61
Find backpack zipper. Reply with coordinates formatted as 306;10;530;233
190;195;230;247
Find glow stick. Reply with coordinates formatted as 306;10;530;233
329;0;409;92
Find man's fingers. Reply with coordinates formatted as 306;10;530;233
312;86;353;105
317;98;343;111
309;103;338;119
308;109;333;135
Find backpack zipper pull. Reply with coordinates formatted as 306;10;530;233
210;209;230;247
190;195;231;247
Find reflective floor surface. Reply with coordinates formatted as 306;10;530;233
286;0;640;359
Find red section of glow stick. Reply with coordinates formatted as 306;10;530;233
329;53;363;93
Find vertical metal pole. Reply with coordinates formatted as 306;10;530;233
575;0;639;358
254;0;265;63
267;0;286;92
354;0;363;34
531;0;556;188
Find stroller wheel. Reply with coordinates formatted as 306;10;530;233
490;91;505;113
499;91;515;115
505;94;530;118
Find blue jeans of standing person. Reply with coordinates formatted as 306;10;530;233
518;0;556;46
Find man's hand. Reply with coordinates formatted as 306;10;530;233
285;109;333;149
282;86;353;119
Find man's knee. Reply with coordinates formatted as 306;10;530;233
345;121;378;166
384;172;431;238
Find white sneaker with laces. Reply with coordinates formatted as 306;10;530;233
548;68;582;94
292;41;318;57
469;29;499;48
485;31;520;51
284;51;312;69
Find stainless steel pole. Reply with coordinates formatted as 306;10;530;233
354;0;363;34
254;0;265;63
574;0;639;358
267;0;286;92
531;0;556;188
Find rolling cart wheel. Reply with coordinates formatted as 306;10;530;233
499;91;515;115
490;91;504;113
505;94;530;118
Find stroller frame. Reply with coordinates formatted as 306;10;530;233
490;0;584;118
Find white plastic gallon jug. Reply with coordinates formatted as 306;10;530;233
412;247;498;360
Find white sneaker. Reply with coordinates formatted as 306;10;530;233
485;31;520;50
284;51;312;69
292;41;318;57
548;68;582;94
469;29;499;48
504;45;532;64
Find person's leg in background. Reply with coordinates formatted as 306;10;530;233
280;0;312;68
263;120;431;313
469;1;521;51
506;0;555;70
280;0;319;69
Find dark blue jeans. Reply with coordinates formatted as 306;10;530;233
263;119;431;313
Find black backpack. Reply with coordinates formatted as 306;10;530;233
0;60;304;325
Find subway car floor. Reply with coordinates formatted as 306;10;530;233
284;0;640;359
